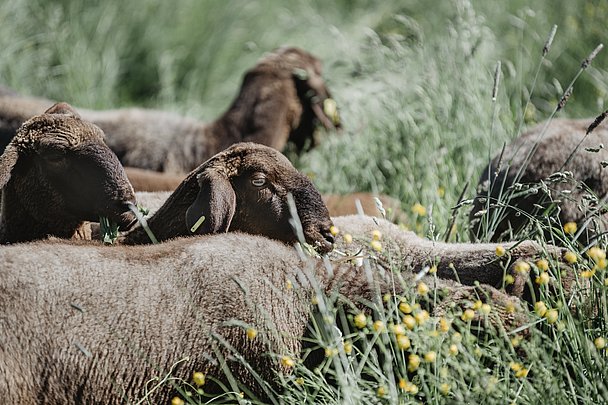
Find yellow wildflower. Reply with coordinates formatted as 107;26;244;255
514;261;531;274
535;272;550;285
440;383;450;395
511;335;522;347
281;356;295;368
399;378;407;390
536;258;549;271
325;347;338;357
495;245;506;257
588;247;606;262
448;344;459;356
295;377;305;386
371;230;382;240
414;310;430;325
438;317;450;333
534;301;547;317
370;240;383;252
400;379;418;394
437;187;445;198
397;334;411;350
515;368;529;379
505;301;516;313
171;397;185;405
373;320;385;332
480;303;491;315
581;269;596;278
391;323;406;336
246;328;258;340
595;337;606;349
412;203;427;216
564;250;577;264
408;354;421;372
377;385;387;398
472;300;482;310
354;313;367;329
399;301;413;314
509;362;522;372
192;371;206;387
343;233;353;244
403;315;416;330
417;282;429;295
461;308;475;322
285;279;293;290
429;265;437;274
563;221;577;235
343;340;353;355
452;332;462;342
329;225;340;236
504;274;515;285
545;309;559;324
424;351;437;363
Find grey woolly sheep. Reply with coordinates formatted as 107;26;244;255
470;117;608;243
0;215;549;403
121;142;335;253
0;102;136;243
0;47;341;174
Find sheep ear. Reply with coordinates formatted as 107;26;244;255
185;169;236;234
45;102;81;118
0;145;19;189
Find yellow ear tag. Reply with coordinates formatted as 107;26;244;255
190;215;206;233
323;98;340;126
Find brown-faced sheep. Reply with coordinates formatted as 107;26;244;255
0;47;340;174
470;117;608;242
121;142;335;253
0;102;136;244
0;215;545;403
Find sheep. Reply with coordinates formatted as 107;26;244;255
0;102;136;244
469;117;608;242
0;215;545;403
121;142;335;253
0;47;341;175
323;192;406;223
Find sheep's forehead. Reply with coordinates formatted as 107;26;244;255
12;115;104;150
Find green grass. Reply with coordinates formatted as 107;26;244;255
2;0;608;403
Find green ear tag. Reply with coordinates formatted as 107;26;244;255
190;215;206;233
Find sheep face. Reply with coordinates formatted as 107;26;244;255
0;103;136;238
245;47;341;153
185;142;335;253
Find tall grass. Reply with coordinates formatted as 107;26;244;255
2;0;608;403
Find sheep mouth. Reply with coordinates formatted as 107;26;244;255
311;98;342;131
305;228;334;254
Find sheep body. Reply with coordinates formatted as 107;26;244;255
0;47;339;174
470;118;608;241
0;216;556;403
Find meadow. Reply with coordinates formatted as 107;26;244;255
1;0;608;403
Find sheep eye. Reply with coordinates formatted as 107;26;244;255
251;177;266;187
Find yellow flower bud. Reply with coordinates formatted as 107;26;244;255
514;261;531;274
192;371;206;387
461;309;475;322
329;225;339;236
438;317;450;333
281;355;295;368
545;309;559;324
399;301;413;314
408;354;421;372
535;272;550;285
370;240;383;252
595;337;606;349
371;229;382;241
424;351;437;363
343;340;353;355
448;344;459;356
354;312;367;329
534;301;547;317
343;233;353;244
440;383;450;395
377;385;387;397
403;315;416;330
564;250;577;264
563;221;577;235
417;282;429;295
246;328;258;340
397;334;411;350
536;258;549;271
373;320;385;332
171;397;185;405
504;274;515;285
495;245;506;257
412;203;427;216
588;247;606;262
480;303;491;315
414;310;429;325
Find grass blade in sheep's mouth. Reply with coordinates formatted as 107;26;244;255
99;216;119;244
126;202;159;244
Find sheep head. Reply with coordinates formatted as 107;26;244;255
242;47;341;153
126;143;335;252
0;102;136;242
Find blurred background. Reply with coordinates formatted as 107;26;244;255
1;0;606;239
